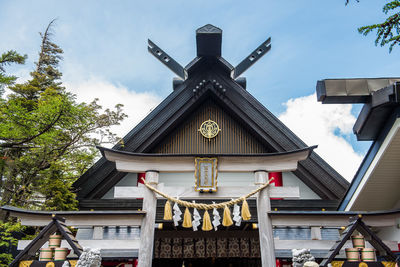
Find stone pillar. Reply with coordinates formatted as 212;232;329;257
255;171;276;267
138;171;159;267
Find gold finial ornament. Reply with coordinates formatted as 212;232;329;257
198;119;221;139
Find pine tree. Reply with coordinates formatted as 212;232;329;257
0;20;127;265
0;20;126;211
347;0;400;52
0;51;26;95
358;1;400;52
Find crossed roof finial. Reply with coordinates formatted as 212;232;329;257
148;24;271;81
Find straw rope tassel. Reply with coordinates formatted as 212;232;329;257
163;201;173;221
202;210;213;231
241;199;251;221
222;205;233;227
140;177;273;210
182;207;193;228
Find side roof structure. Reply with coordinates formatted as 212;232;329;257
73;24;348;202
9;215;83;267
317;78;400;211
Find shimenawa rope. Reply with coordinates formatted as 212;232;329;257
140;177;274;210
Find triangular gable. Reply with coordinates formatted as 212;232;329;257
74;73;348;201
10;215;83;267
73;25;349;202
151;98;269;154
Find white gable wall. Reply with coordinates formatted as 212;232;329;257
282;172;320;199
102;171;320;200
102;173;138;199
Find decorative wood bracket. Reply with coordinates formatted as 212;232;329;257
148;39;187;80
232;37;271;79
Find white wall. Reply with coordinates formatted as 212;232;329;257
102;171;320;200
158;172;254;187
102;172;138;199
377;225;400;243
282;172;320;199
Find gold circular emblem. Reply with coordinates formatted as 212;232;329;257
46;262;55;267
198;120;221;139
359;263;368;267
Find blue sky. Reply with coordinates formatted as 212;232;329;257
1;0;399;180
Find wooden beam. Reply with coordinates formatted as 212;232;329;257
14;213;144;227
138;171;158;267
255;171;276;267
232;37;271;79
18;239;140;251
103;148;312;173
274;240;398;251
114;185;300;199
270;213;399;227
18;238;398;252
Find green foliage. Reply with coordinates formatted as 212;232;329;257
358;1;400;52
0;20;127;262
0;20;126;211
347;0;400;52
0;221;25;266
0;50;27;95
12;20;63;100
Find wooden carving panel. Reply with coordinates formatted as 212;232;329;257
152;100;268;154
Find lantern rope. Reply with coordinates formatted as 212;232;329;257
140;177;274;210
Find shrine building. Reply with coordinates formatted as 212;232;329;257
4;24;400;267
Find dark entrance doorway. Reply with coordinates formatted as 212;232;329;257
153;229;261;267
153;258;261;267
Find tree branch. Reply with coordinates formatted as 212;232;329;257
0;109;63;148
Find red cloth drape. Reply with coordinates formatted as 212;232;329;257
269;172;283;200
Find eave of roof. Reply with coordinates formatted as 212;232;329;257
74;31;349;201
2;205;146;227
99;145;316;173
269;208;400;216
270;209;400;228
1;205;146;215
338;109;400;210
353;82;400;140
97;145;316;158
317;78;400;104
73;71;348;200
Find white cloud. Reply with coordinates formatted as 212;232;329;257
64;77;161;145
278;93;363;181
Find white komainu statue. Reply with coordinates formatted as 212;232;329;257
292;248;316;267
75;247;102;267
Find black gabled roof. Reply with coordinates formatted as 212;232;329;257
98;145;317;158
317;78;400;141
353;82;400;140
73;24;349;201
317;78;400;104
